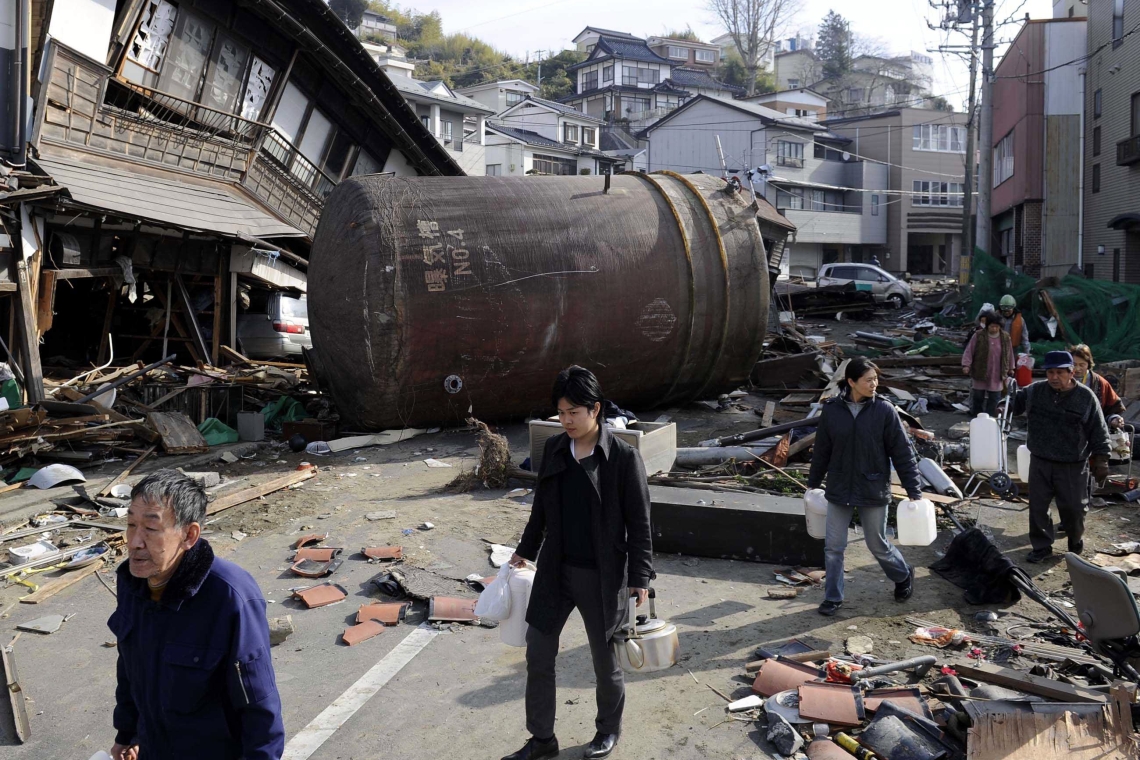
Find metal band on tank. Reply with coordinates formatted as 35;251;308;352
657;171;732;400
635;172;697;406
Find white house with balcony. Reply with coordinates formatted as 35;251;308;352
456;80;541;115
360;44;494;175
355;10;397;42
486;97;620;176
559;32;741;128
640;95;889;275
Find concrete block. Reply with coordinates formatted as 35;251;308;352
649;485;824;565
182;471;221;488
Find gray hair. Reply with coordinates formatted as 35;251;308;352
131;469;207;527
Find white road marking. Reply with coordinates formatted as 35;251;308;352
282;625;439;760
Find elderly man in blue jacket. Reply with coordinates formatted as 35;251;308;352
108;469;284;760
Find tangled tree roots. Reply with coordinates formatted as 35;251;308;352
447;417;513;492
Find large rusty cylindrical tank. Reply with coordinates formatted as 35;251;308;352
307;173;769;430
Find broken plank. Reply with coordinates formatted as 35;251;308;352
146;412;209;454
786;432;816;459
1;644;30;742
953;663;1107;704
760;401;775;428
19;563;101;603
966;708;1124;760
207;467;317;516
891;486;961;505
97;444;158;497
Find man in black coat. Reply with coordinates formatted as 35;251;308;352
504;366;653;760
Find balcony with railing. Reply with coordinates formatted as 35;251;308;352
1118;134;1140;166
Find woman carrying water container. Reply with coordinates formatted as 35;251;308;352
807;357;925;617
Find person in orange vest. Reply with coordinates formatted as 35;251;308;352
1068;344;1126;428
999;295;1030;357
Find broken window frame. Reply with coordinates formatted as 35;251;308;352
125;0;179;84
531;153;577;175
157;8;217;105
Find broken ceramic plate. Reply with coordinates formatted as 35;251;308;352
65;543;109;569
110;484;133;499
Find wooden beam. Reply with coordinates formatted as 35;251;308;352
19;563;102;603
34;269;56;336
14;260;44;403
953;663;1107;704
51;267;123;280
97;443;157;497
212;255;224;366
96;290;117;365
174;273;210;362
207;467;317;516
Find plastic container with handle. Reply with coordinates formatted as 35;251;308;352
896;498;937;546
499;561;536;647
969;413;1002;472
804;488;828;540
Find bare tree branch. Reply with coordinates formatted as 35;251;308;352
707;0;797;95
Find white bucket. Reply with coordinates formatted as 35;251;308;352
804;488;828;540
499;563;535;647
1017;445;1031;484
896;498;937;546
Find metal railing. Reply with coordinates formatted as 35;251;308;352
105;77;269;147
260;130;339;199
1118;135;1140;166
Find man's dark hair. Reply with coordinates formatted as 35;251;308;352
552;365;605;410
984;313;1003;328
845;356;879;385
131;468;207;527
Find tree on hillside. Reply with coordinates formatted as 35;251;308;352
708;0;796;96
331;0;369;29
717;49;775;93
663;27;703;42
536;49;586;101
816;11;852;80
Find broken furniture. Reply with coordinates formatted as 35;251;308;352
529;419;677;476
1065;551;1140;681
650;486;824;565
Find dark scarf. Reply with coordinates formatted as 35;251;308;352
117;539;215;608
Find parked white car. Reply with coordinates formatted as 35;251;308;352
237;291;311;359
817;263;913;309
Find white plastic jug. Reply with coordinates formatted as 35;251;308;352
499;562;536;647
1017;445;1031;484
969;413;1002;472
896;498;937;546
804;488;828;540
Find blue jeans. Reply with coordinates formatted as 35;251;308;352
824;501;911;603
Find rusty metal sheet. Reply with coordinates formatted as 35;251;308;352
342;620;385;646
308;173;771;430
797;682;866;727
292;583;347;608
294;547;342;562
428;596;478;622
751;658;823;697
864;687;932;719
357;602;408;625
361;546;403;561
294;533;328;549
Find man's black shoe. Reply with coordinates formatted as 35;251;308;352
502;735;559;760
1068;538;1084;555
894;565;915;602
584;732;619;759
818;600;843;616
1026;548;1053;563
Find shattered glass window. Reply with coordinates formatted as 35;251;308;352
126;0;178;81
202;34;250;114
158;10;216;103
240;56;276;122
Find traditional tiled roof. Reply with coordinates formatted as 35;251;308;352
667;67;745;94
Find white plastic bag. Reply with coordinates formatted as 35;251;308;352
474;563;513;621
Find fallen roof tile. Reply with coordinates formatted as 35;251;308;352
292;583;348;608
294;533;328;549
357;602;409;625
428;596;478;622
342;620;385;646
864;687;931;719
290;558;343;578
752;658;824;697
294;547;343;562
361;546;403;561
797;682;865;727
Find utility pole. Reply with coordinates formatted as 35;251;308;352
973;0;995;260
960;5;979;276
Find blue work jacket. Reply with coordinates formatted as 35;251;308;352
108;539;284;759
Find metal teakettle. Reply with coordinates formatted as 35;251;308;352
610;588;680;673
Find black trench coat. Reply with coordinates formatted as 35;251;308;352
516;424;654;640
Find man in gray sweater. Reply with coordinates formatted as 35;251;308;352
1008;351;1111;562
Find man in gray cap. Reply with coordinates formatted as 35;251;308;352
1007;351;1111;562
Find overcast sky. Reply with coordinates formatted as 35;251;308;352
407;0;1057;109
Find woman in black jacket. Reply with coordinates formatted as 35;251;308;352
504;366;653;760
807;357;924;616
